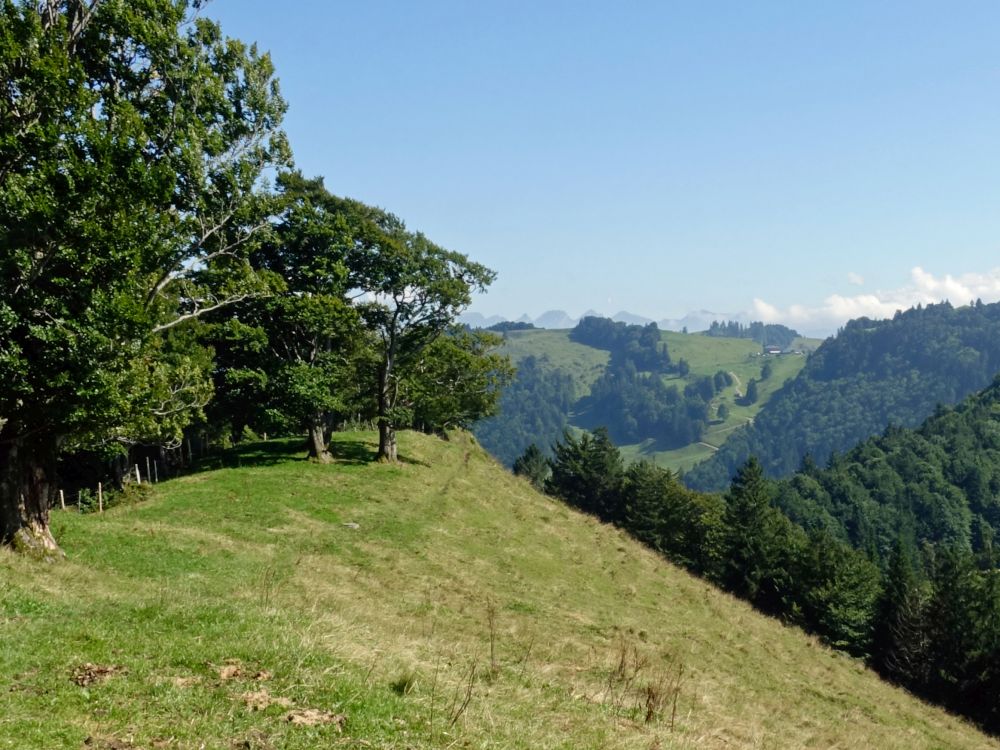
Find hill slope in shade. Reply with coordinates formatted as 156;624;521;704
0;432;994;749
775;375;1000;554
686;300;1000;491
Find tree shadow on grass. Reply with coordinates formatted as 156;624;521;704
328;438;378;465
190;434;429;471
208;439;306;470
328;438;430;467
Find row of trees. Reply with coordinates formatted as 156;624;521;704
525;427;1000;733
0;0;508;551
704;320;800;350
201;172;509;463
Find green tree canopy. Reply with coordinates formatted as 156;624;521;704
355;223;495;461
0;0;289;551
512;443;549;490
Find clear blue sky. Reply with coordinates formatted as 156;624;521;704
208;1;1000;334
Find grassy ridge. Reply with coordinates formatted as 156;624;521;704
1;432;992;749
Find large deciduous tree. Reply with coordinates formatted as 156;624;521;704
403;326;513;435
0;0;288;552
356;226;495;462
240;173;366;462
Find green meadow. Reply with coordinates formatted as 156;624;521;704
1;432;991;749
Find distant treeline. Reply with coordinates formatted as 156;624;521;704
686;300;1000;491
486;321;537;332
570;317;722;448
705;320;800;349
569;316;672;371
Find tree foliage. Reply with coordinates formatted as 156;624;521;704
355;220;495;461
0;0;289;548
705;320;800;349
512;443;549;490
0;0;505;548
474;356;576;466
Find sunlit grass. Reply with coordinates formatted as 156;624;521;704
0;431;993;748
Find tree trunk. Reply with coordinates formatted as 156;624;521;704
0;435;62;558
307;418;332;463
377;362;398;463
378;420;398;463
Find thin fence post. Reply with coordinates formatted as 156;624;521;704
135;464;141;484
59;489;65;510
146;456;151;485
153;460;159;483
97;482;103;513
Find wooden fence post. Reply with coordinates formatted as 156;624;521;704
97;482;103;513
59;489;65;510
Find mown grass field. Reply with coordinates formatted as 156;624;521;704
500;327;820;473
1;432;994;749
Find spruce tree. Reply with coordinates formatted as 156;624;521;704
512;444;549;490
719;457;777;603
546;428;624;522
872;539;928;687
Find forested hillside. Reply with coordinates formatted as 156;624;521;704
476;318;812;470
686;300;1000;490
773;375;1000;556
766;377;1000;730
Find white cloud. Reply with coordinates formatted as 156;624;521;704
847;271;865;286
751;266;1000;336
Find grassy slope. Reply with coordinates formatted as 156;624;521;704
500;329;610;396
1;433;993;749
503;328;818;473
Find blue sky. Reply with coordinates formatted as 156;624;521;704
208;1;1000;334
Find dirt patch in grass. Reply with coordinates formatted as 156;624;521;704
214;659;271;683
282;708;346;729
241;688;292;711
82;736;136;749
230;729;274;750
71;663;127;687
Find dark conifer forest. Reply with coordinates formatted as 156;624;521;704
686;300;1000;490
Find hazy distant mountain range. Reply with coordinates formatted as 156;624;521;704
460;308;750;332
